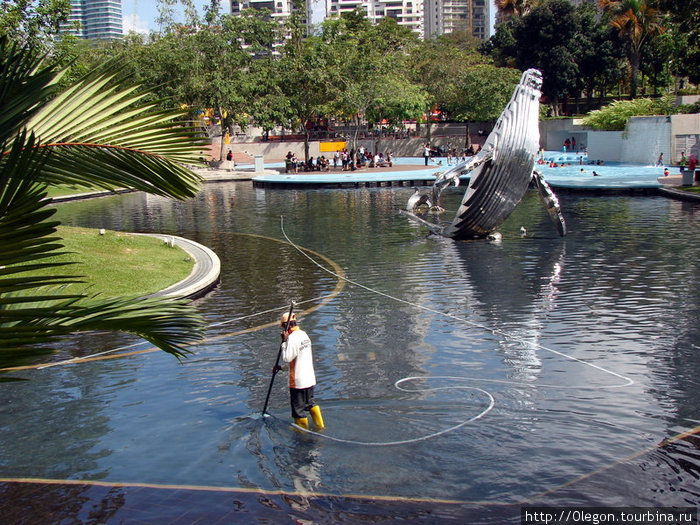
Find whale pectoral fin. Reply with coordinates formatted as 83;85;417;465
532;170;566;237
406;190;432;212
459;148;494;176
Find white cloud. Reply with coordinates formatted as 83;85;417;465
122;13;150;35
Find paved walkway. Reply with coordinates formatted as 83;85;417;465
656;173;700;202
137;234;221;300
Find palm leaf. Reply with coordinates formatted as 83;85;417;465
0;37;58;145
1;294;204;357
21;66;206;199
0;41;208;362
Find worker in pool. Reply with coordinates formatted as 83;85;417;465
276;312;324;429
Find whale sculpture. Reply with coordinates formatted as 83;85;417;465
404;68;566;239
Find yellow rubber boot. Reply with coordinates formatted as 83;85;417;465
309;405;325;429
294;417;309;429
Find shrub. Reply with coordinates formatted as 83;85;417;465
582;97;676;131
677;100;700;114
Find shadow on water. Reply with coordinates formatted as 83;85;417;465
0;183;698;522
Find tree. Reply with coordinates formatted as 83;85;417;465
574;3;624;110
149;3;279;161
656;0;700;85
0;37;207;364
494;0;538;18
410;35;484;140
511;0;582;115
598;0;664;98
277;0;335;161
640;29;674;95
323;11;421;160
480;18;518;69
447;64;522;147
0;0;71;50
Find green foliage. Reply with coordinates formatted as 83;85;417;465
318;11;423;153
448;64;522;122
598;0;665;98
0;0;71;50
659;0;700;84
582;97;675;130
575;2;625;102
486;0;588;114
677;100;700;114
0;37;206;361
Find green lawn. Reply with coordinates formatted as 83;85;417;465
23;226;194;297
676;185;700;193
45;184;104;198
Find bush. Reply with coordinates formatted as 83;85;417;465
582;97;676;131
677;100;700;114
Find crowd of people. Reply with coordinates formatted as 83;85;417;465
285;148;395;173
422;141;481;166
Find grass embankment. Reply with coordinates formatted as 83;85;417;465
676;185;700;193
45;184;104;199
27;226;194;297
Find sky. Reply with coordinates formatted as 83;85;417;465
121;1;214;34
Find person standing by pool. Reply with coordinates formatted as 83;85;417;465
423;143;431;166
656;153;664;166
276;312;324;430
679;151;687;173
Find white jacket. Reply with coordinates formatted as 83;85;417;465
282;327;316;389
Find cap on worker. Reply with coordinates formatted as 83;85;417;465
280;312;297;326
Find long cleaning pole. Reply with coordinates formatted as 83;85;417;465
262;301;295;416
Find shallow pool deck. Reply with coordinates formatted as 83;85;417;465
243;158;699;199
251;163;441;189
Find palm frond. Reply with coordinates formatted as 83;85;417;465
1;294;204;357
0;37;58;145
0;131;63;268
0;44;208;362
21;66;206;200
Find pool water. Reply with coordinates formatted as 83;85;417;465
1;182;698;522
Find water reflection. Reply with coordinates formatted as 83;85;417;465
1;183;698;520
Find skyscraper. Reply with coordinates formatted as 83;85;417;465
63;0;123;40
229;0;494;41
424;0;493;40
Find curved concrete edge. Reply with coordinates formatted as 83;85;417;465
51;188;135;203
658;186;700;203
136;234;221;300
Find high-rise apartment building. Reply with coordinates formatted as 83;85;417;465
424;0;493;40
232;0;423;37
325;0;424;38
230;0;497;41
230;0;293;21
63;0;123;40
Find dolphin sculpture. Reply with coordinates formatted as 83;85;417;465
404;68;566;239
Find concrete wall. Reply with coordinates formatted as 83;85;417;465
622;116;671;165
539;119;589;153
218;136;469;160
587;131;624;162
540;115;699;165
676;95;700;106
671;113;700;163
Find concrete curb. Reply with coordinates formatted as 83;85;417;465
658;186;700;202
51;188;135;203
188;166;280;182
136;234;221;300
